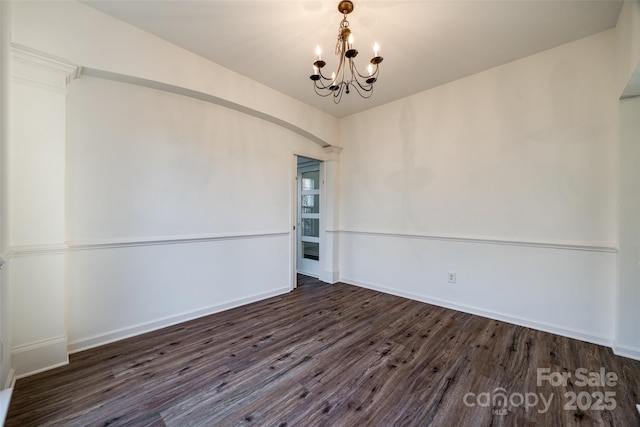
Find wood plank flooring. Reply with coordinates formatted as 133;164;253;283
7;275;640;426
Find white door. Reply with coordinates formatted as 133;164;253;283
297;163;321;277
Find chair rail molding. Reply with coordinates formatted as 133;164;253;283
66;231;290;251
338;229;617;253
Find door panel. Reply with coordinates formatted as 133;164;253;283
297;162;321;277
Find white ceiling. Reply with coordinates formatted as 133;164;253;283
83;0;623;118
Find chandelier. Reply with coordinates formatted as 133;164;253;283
310;0;383;103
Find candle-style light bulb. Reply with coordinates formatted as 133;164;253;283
313;65;319;75
367;64;373;75
348;34;354;47
315;45;322;60
373;42;380;57
331;72;336;82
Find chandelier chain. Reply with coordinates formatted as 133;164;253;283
336;15;349;56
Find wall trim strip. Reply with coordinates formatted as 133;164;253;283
4;232;290;258
12;335;69;379
613;343;640;361
11;43;80;92
66;231;290;251
10;244;68;258
338;230;617;253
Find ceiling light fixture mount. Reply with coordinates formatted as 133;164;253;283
310;0;383;103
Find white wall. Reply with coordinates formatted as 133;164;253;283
66;77;299;241
6;0;332;376
65;76;326;351
5;0;638;382
339;29;619;345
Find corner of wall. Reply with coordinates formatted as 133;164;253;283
11;336;68;379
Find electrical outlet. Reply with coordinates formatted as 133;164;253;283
448;272;456;283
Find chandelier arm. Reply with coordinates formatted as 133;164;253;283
316;69;335;82
353;63;379;80
339;81;348;97
350;80;375;98
313;76;331;90
348;58;358;82
346;58;370;86
313;80;329;91
353;79;374;93
350;65;374;93
332;83;347;104
314;84;336;97
347;56;379;80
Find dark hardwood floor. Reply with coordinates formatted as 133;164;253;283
7;275;640;426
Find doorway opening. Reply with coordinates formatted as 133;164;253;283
296;156;322;279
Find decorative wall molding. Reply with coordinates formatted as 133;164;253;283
81;67;331;148
323;145;343;161
66;231;290;251
3;369;15;390
11;44;80;93
12;335;69;379
10;243;68;258
342;276;614;349
2;232;289;257
338;230;617;253
67;286;291;354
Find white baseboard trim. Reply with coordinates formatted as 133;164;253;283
3;370;15;390
12;335;69;379
612;343;640;361
68;286;291;354
341;276;612;349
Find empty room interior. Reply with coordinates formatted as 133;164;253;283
1;0;640;425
